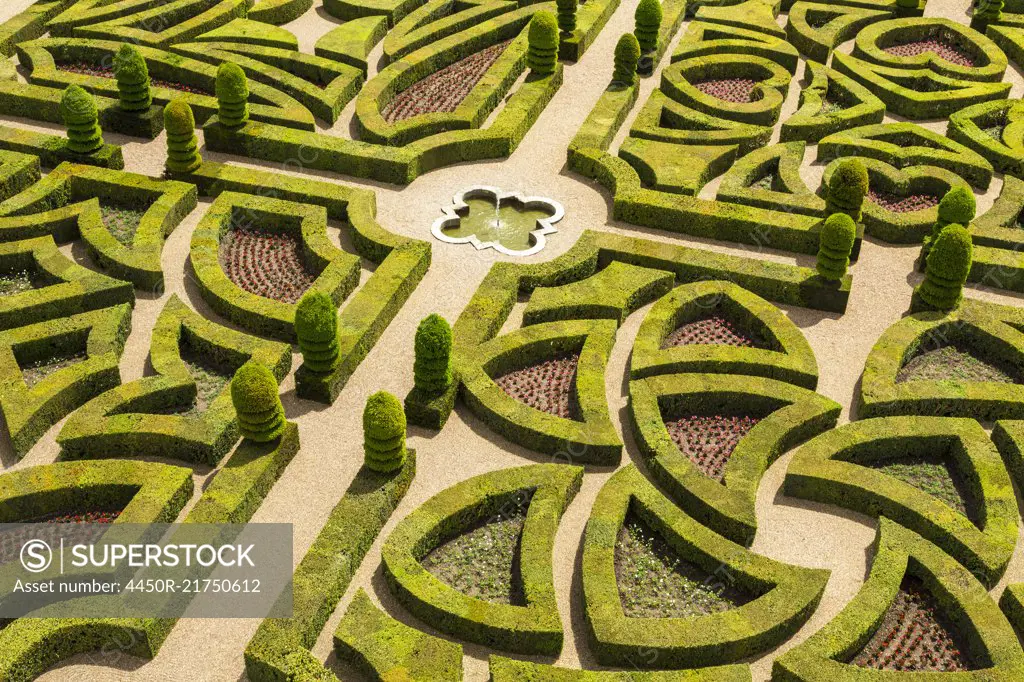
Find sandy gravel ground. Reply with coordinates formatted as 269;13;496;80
1;0;1023;680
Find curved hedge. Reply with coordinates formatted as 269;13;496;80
716;141;824;216
781;61;886;143
490;656;751;681
661;54;791;126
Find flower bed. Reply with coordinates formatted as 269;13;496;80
614;508;752;619
421;495;528;605
100;203;147;247
693;78;758;104
0;270;38;295
896;345;1019;384
35;510;120;523
493;353;580;420
867;454;969;517
661;316;764;350
664;415;761;483
20;351;87;388
219;227;318;304
884;38;975;68
381;40;512;124
56;62;211;95
851;575;971;671
868;188;941;213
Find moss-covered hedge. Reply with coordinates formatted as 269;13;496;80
781;61;886;143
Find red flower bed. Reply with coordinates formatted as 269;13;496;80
382;41;511;123
664;415;761;482
868;189;941;213
853;575;971;672
57;62;210;96
494;354;580;420
693;78;758;103
884;39;975;68
220;227;317;304
662;316;762;349
37;510;120;523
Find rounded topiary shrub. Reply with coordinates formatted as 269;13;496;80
296;291;339;373
825;158;869;222
918;224;973;310
112;43;151;112
635;0;662;53
60;85;103;154
231;361;286;443
528;11;559;76
973;0;1002;23
816;213;856;281
613;33;641;86
556;0;576;35
935;186;976;233
414;314;453;394
216;61;249;128
164;99;202;174
363;391;407;473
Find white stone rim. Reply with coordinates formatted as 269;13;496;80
430;185;564;257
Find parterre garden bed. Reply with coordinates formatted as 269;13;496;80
896;345;1021;384
219;226;318;304
663;414;761;482
493;353;581;420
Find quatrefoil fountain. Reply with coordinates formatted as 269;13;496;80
431;186;564;257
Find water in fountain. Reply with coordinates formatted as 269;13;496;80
492;194;502;229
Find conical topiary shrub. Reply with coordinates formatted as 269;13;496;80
164;99;202;174
825;158;869;222
929;186;976;242
917;224;973;310
363;391;407;473
231;361;286;443
528;11;559;76
60;85;103;154
556;0;576;35
973;0;1001;26
613;33;640;86
216;61;249;128
635;0;662;53
296;291;340;373
414;314;453;394
816;213;856;281
113;43;151;112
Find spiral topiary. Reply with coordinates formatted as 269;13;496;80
612;33;641;86
635;0;662;53
216;61;249;128
60;85;103;154
414;314;453;394
973;0;1002;24
231;361;286;443
917;224;973;310
528;11;559;76
816;213;856;281
164;99;202;174
825;158;869;222
296;291;340;373
363;391;407;473
112;43;151;112
556;0;576;35
926;185;976;247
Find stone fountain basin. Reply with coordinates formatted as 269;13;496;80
431;185;564;257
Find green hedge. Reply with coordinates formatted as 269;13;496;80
0;150;41;203
674;20;799;73
785;3;894;63
948;98;1024;177
489;656;751;681
784;415;1019;587
71;0;249;49
194;18;299;50
584;465;829;668
247;0;313;24
0;122;122;170
780;60;886;143
315;16;387;72
661;54;791;126
382;464;583;655
716;141;825;216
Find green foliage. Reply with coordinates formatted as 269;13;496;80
825;158;868;222
60;85;103;155
556;0;577;35
295;291;340;373
817;213;856;281
163;99;202;174
527;11;559;76
933;185;977;238
612;33;640;86
112;43;151;112
216;61;249;128
634;0;662;53
231;361;286;442
896;0;920;7
414;313;453;394
918;224;972;310
975;0;1002;21
363;390;406;472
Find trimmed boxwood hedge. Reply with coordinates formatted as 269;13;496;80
716;141;825;216
661;54;791;126
948;98;1024;177
0;151;41;204
781;61;887;144
674;20;799;74
315;16;387;72
194;17;300;50
382;463;583;656
785;3;894;63
245;454;416;681
784;415;1019;587
489;656;751;681
0;121;123;170
69;0;250;49
631;89;772;152
57;294;291;466
583;464;829;668
774;518;1024;681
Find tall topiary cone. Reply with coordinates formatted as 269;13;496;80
414;314;453;394
60;85;103;154
112;43;151;112
613;33;640;86
296;291;340;373
917;224;972;310
825;158;868;222
363;391;407;473
231;361;286;443
164;99;201;174
817;213;856;281
216;61;249;128
528;11;559;76
635;0;662;53
556;0;576;36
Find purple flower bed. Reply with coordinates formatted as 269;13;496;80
219;227;317;304
884;39;975;68
664;415;761;483
57;62;210;96
494;354;580;420
693;78;757;103
662;316;762;350
868;189;941;213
